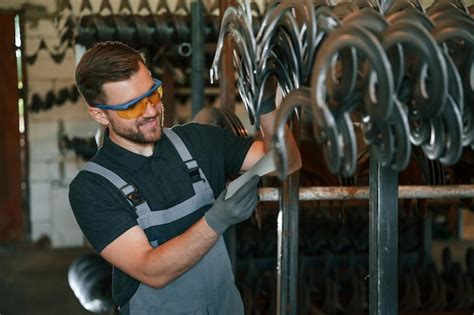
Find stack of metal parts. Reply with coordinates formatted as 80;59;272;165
211;0;473;179
75;0;236;50
28;0;262;65
26;0;220;64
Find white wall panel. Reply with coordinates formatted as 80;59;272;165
29;160;60;181
31;220;51;241
29;182;51;221
50;185;84;247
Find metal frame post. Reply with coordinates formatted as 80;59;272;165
218;0;237;273
277;115;301;315
162;68;176;127
277;171;300;315
191;0;204;118
219;0;236;110
369;152;398;314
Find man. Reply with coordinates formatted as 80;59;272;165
69;41;301;314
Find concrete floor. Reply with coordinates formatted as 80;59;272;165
0;245;100;315
2;241;473;315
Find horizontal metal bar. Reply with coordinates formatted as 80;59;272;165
259;185;474;201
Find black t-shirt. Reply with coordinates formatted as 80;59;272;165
69;123;254;305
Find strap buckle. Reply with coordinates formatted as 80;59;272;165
120;183;144;206
188;166;204;183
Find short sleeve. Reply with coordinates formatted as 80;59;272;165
220;127;254;177
69;171;138;252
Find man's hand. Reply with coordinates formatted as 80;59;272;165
204;175;260;234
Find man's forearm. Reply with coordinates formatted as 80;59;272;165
259;111;277;152
142;217;219;288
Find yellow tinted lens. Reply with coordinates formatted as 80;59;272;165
116;85;163;119
157;86;163;97
117;99;148;119
149;90;161;105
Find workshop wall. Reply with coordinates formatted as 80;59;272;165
1;0;92;247
0;0;197;247
0;0;263;248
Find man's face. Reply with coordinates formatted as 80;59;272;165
101;62;165;145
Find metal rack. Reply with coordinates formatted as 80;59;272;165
205;0;474;314
269;176;474;314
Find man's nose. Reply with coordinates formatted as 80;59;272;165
143;100;161;116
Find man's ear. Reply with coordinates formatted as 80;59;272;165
88;106;110;125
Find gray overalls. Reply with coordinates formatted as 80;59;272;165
82;128;244;315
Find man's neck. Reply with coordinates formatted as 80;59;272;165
109;132;154;157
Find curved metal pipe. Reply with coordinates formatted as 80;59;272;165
432;19;473;147
382;20;448;118
272;87;311;180
311;24;394;125
439;96;464;165
256;0;316;81
210;6;256;83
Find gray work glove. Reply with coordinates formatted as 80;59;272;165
204;175;260;234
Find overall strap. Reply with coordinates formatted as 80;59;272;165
163;128;203;183
81;162;152;217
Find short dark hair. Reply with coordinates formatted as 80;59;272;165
75;41;146;105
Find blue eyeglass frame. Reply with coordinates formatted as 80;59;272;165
93;78;162;110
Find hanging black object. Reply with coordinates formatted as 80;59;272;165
68;253;114;313
29;85;79;112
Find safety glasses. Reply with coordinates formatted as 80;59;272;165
93;78;163;119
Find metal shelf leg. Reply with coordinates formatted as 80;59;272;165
277;172;300;315
369;152;399;314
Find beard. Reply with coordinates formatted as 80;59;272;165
109;112;164;144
